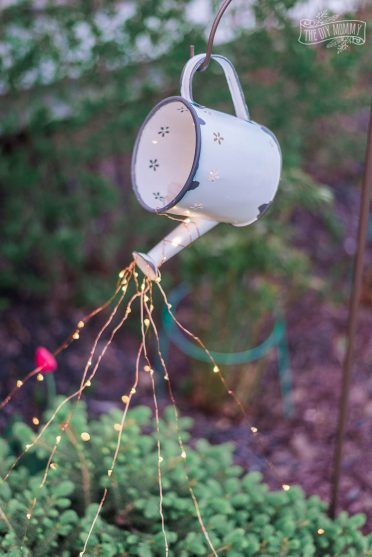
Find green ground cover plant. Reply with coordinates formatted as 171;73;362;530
0;401;370;556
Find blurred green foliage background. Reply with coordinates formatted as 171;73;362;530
0;0;369;313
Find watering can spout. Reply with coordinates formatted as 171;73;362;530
133;217;218;280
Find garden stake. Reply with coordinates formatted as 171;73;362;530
329;106;372;518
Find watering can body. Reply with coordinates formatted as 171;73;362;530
131;54;281;279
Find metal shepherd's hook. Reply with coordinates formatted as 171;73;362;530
190;0;233;67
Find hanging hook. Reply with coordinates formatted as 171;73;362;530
191;0;234;71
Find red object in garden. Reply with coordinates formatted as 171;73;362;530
35;346;57;373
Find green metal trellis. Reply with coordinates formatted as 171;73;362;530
160;283;293;417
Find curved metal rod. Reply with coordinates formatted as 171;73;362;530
197;0;233;72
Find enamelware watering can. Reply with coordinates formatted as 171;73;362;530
132;53;281;279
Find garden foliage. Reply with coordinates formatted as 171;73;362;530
0;0;369;305
0;402;370;556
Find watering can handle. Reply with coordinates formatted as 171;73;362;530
180;53;250;121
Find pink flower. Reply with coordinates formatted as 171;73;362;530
35;346;57;373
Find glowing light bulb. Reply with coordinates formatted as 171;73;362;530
213;365;219;373
16;380;23;388
77;320;85;329
50;462;58;470
144;295;149;302
121;395;129;404
32;417;39;426
144;318;150;327
81;432;90;442
282;484;290;492
250;426;258;433
144;365;151;372
107;469;112;477
26;513;31;520
55;435;61;444
36;373;44;382
130;388;136;395
72;332;80;340
159;456;164;463
118;270;125;278
181;450;186;459
317;528;325;535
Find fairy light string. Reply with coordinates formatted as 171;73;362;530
155;277;291;493
80;321;148;556
21;284;140;527
3;268;132;479
3;264;138;532
0;503;24;555
140;280;169;557
1;258;301;552
80;278;213;556
0;264;133;412
143;280;218;556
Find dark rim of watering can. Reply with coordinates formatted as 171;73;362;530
131;96;202;214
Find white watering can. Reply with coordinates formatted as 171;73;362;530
132;54;281;280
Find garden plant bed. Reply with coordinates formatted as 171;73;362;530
1;289;371;533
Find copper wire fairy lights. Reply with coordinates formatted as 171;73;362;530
2;263;136;533
0;266;131;412
142;280;219;556
140;282;169;557
1;260;298;555
155;278;291;493
79;309;148;556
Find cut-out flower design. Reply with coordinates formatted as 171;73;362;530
153;192;165;202
149;159;159;171
158;126;170;137
208;169;220;182
213;132;224;144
